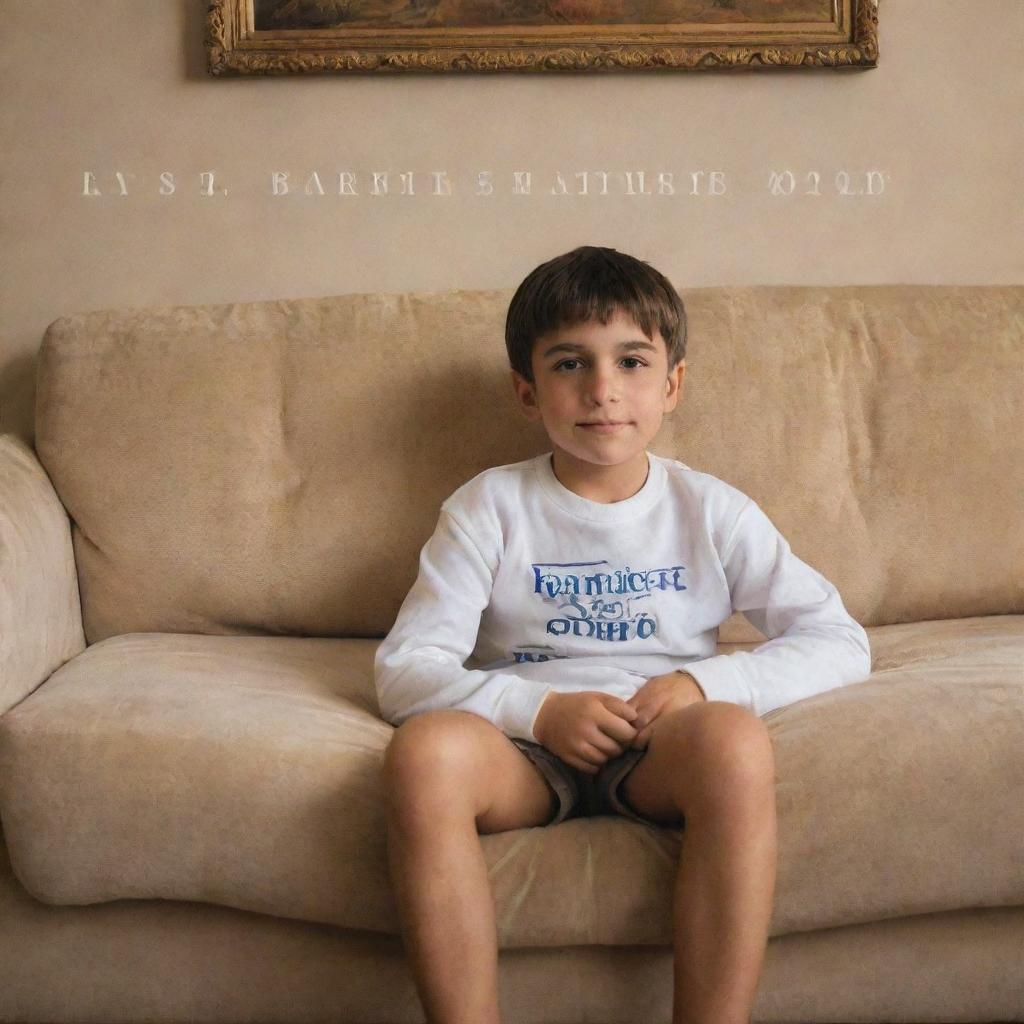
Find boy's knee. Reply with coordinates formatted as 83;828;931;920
693;703;775;782
383;710;484;781
659;702;773;775
382;712;494;823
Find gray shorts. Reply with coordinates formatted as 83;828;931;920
510;738;671;828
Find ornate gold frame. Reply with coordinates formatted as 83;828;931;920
206;0;878;75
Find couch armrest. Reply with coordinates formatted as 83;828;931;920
0;434;85;716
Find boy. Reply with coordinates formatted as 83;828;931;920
374;246;872;1024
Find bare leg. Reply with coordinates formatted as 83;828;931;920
382;710;558;1024
620;701;778;1024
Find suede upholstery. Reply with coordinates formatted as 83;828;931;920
0;435;85;716
1;619;1022;948
28;285;1024;644
0;283;1022;1023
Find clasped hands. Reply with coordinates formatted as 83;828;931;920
532;671;707;776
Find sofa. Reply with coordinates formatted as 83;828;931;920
0;282;1021;1024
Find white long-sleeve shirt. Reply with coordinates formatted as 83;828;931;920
374;451;871;743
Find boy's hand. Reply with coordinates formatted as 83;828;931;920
625;671;707;749
533;691;639;775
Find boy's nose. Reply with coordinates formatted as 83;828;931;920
585;367;619;404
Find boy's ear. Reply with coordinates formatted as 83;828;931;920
511;369;543;421
664;359;685;411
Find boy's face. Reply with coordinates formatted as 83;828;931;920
511;307;685;492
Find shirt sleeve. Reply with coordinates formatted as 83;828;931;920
681;498;872;717
373;508;554;742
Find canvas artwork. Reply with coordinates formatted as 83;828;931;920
252;0;835;30
207;0;878;74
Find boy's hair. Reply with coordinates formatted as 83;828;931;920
505;245;687;384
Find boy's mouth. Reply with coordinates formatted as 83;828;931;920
578;421;630;433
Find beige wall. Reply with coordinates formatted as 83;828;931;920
1;0;1021;442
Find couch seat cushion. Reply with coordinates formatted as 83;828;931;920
0;633;396;934
0;622;1021;948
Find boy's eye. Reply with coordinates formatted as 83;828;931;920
552;356;647;372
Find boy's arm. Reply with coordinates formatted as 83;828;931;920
682;498;872;718
374;509;553;742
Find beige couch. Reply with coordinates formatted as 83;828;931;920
0;283;1021;1024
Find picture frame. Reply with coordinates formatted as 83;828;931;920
206;0;878;76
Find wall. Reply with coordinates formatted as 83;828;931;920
1;0;1021;441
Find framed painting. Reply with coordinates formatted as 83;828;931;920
206;0;878;75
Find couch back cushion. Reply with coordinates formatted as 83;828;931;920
34;284;1024;643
